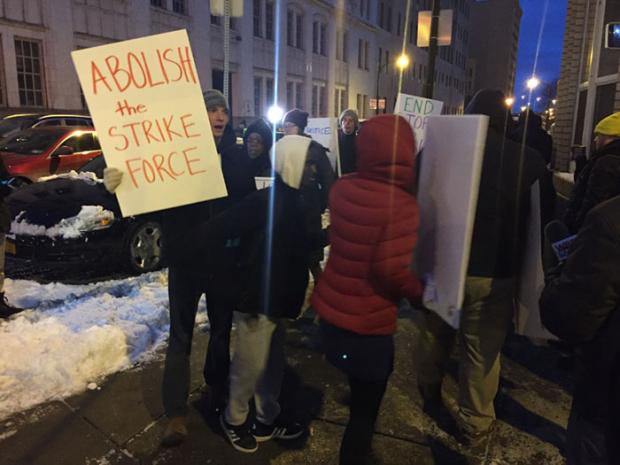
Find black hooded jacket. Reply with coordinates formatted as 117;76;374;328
513;111;553;164
243;118;273;178
162;124;256;272
0;157;12;233
465;90;547;278
540;196;620;461
563;139;620;234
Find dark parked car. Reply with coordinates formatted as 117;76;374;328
5;156;165;274
0;113;93;139
0;127;102;184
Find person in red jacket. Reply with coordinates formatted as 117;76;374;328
311;114;423;465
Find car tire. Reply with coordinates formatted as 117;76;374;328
124;219;164;273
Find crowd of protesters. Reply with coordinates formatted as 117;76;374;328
0;82;608;465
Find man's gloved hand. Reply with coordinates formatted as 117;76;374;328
103;168;123;193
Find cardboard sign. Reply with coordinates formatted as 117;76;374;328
72;30;227;217
415;115;488;329
254;176;274;190
305;118;340;175
395;93;443;152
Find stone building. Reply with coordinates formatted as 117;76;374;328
554;0;620;169
0;0;474;124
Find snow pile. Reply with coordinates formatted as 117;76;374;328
0;271;207;420
37;170;102;184
10;206;115;239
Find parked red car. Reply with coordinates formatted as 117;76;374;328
0;127;102;183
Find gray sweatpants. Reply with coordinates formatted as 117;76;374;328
224;312;286;426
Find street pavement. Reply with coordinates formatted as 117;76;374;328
0;306;571;465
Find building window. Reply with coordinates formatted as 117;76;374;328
287;81;294;107
172;0;186;14
334;87;347;117
296;13;303;49
358;39;369;70
296;82;304;109
336;30;347;62
265;1;274;40
356;93;368;118
254;77;262;116
312;82;326;117
266;77;274;106
313;21;327;56
253;0;262;37
211;15;220;25
151;0;165;7
397;12;401;36
15;38;45;107
387;6;392;32
379;2;384;28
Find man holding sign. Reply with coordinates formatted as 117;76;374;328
75;30;256;447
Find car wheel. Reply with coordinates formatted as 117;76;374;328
124;220;164;273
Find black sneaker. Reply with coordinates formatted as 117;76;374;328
252;419;305;442
0;293;23;319
219;415;258;453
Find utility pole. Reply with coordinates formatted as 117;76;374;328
223;0;231;102
422;0;440;99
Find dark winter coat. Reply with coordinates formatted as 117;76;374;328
0;157;12;233
311;115;423;336
202;177;312;319
563;139;620;234
465;90;547;278
540;195;620;461
513;111;553;165
162;125;256;275
299;137;335;266
337;130;357;175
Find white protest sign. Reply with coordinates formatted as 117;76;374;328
305;117;340;175
72;29;227;217
395;93;443;152
415;115;488;328
254;176;274;190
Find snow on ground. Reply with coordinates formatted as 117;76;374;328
0;271;207;421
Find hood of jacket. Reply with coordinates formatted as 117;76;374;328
244;118;273;155
356;114;416;189
465;89;510;133
274;135;311;188
592;138;620;161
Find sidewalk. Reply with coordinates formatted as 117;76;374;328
0;307;570;465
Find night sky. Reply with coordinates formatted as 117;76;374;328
514;0;567;102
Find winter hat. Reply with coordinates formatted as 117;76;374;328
339;109;360;129
465;89;508;132
274;135;312;188
203;89;229;112
282;108;309;131
244;118;273;153
594;112;620;137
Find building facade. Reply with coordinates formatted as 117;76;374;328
554;0;620;169
0;0;474;124
468;0;521;96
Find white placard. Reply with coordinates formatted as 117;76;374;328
395;93;443;153
305;117;340;174
416;115;488;329
72;30;227;217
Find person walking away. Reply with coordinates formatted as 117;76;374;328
0;158;23;319
337;109;359;175
204;135;317;453
540;195;620;465
513;109;556;228
415;89;547;455
563;112;620;234
243;118;273;179
103;89;255;447
281;108;335;281
311;114;424;465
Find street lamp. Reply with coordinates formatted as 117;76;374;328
375;54;410;115
396;53;410;70
266;105;284;125
505;97;515;107
520;105;527;112
526;76;541;90
536;97;542;102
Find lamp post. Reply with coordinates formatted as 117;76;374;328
375;53;410;115
422;0;440;98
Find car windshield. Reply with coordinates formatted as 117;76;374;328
0;116;39;139
0;129;65;155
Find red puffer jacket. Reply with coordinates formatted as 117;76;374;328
311;114;423;335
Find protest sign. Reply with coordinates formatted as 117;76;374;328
416;115;488;329
72;29;227;217
395;93;443;152
305;117;340;175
